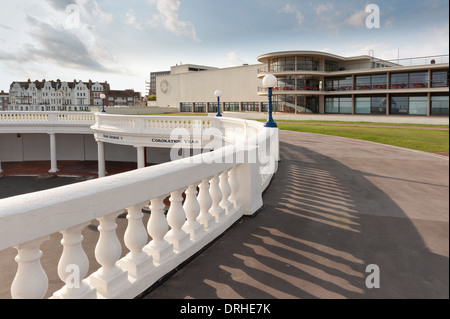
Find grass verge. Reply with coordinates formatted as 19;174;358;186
277;123;449;153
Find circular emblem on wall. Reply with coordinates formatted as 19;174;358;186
161;80;169;94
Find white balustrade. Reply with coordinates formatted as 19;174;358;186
209;175;225;222
0;113;279;299
164;190;191;252
120;203;154;279
90;211;130;298
228;166;240;209
53;223;96;299
219;170;233;214
182;184;204;240
197;179;215;230
144;197;173;265
11;236;50;299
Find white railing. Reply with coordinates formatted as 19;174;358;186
0;114;279;299
0;111;96;124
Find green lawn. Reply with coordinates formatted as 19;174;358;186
277;123;449;153
141;113;449;153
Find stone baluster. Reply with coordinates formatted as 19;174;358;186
120;203;154;279
53;223;96;299
219;170;233;214
197;179;215;230
182;184;204;240
89;211;129;298
209;175;225;222
144;197;173;265
164;190;190;252
228;166;240;209
11;236;50;299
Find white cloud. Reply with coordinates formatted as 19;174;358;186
148;0;200;42
344;9;367;29
278;4;304;26
126;9;142;30
222;51;249;67
315;3;334;15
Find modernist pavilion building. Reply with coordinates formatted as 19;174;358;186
155;51;449;116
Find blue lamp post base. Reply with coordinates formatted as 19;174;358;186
264;88;277;128
216;97;222;117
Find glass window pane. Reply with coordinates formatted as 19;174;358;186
355;97;371;114
356;76;371;90
371;97;387;114
391;73;409;89
432;71;449;88
371;74;387;89
431;96;449;115
391;96;409;114
325;97;339;113
409;96;427;115
340;97;352;114
409;72;428;88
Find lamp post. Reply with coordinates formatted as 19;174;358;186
262;74;277;128
100;93;106;113
214;90;222;117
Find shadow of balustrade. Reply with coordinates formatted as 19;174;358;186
145;132;448;299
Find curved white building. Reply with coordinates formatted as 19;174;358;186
155;51;449;116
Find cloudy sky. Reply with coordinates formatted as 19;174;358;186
0;0;448;94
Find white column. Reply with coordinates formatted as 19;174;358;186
49;133;59;173
97;141;106;178
136;146;145;169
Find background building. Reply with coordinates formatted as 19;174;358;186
156;63;267;113
0;91;8;111
7;80;141;111
155;51;449;116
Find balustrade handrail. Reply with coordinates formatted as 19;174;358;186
0;111;96;124
0;114;278;299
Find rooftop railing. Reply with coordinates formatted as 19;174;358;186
0;113;279;299
258;54;449;74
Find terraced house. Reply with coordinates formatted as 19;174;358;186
7;80;142;112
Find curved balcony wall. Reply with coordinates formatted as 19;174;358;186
0;113;279;299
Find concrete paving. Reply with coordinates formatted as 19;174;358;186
0;131;448;299
144;130;449;299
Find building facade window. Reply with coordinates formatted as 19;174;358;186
409;72;429;88
325;96;352;114
180;102;193;112
194;102;206;113
390;95;428;115
223;102;239;112
324;60;340;72
409;96;428;115
355;97;371;114
297;96;319;113
208;102;218;113
431;70;449;88
431;95;449;116
274;95;295;113
242;102;259;112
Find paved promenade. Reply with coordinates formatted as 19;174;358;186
145;130;449;299
0;130;448;299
